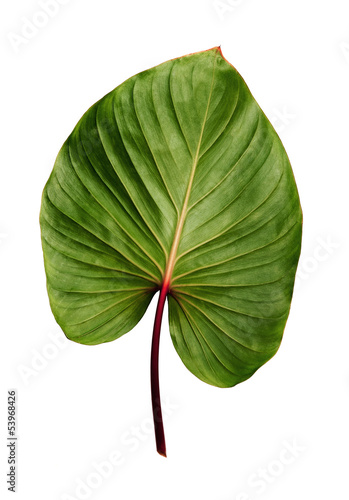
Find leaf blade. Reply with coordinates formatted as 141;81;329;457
40;47;302;388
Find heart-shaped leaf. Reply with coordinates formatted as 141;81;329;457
40;47;302;456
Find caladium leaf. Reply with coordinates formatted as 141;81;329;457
40;47;302;456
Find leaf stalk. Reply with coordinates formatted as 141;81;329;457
150;284;169;457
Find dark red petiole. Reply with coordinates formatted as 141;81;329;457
150;283;170;457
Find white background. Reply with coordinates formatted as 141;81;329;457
1;0;348;498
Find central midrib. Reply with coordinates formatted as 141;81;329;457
162;52;218;290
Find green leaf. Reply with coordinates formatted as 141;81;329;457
40;47;302;454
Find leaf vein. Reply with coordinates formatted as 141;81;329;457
174;216;298;281
70;137;164;276
48;175;159;283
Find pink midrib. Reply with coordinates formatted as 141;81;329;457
162;50;218;291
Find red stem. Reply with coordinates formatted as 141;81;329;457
151;283;169;457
